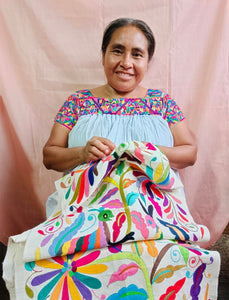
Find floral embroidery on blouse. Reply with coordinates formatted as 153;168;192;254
55;89;185;130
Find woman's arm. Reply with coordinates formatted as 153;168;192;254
158;119;197;169
43;122;115;172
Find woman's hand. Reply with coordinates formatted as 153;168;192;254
82;136;116;163
43;122;116;172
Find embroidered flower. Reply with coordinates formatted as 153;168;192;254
27;250;107;300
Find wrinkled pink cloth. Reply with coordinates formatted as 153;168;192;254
0;0;228;248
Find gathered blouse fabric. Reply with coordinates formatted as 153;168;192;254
55;89;185;149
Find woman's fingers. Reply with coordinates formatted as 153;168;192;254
84;136;116;162
96;137;116;153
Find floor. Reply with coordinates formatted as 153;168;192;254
1;235;229;300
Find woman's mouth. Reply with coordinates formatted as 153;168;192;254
116;72;134;80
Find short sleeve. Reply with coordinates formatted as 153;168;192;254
55;94;79;130
162;93;185;127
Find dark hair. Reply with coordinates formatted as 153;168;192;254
101;18;156;61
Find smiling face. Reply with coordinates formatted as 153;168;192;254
102;25;149;97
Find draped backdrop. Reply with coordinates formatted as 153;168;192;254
0;0;228;248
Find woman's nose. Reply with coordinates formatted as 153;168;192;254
120;53;132;68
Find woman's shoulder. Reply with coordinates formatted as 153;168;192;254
68;89;93;99
147;89;170;98
146;89;185;125
147;89;179;107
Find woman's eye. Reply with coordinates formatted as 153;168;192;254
112;49;122;54
133;52;142;58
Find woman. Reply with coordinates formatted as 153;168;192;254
43;18;197;173
3;18;220;300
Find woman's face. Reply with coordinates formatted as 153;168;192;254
103;25;149;96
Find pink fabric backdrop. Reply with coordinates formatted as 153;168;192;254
0;0;228;248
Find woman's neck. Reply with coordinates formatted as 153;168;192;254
90;84;148;98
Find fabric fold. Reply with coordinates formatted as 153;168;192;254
23;141;210;262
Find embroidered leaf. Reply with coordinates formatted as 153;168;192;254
164;201;172;213
159;277;186;300
139;179;149;196
200;227;205;239
139;192;146;205
135;173;146;185
190;263;206;298
163;194;169;206
69;171;85;205
108;263;140;286
99;187;118;204
65;185;71;200
41;234;54;247
155;164;170;184
89;184;107;205
25;261;35;271
153;162;163;182
153;265;186;283
88;164;96;185
126;192;139;206
60;181;67;188
148;197;162;218
123;178;136;189
146;165;153;179
148;204;153;217
134;147;144;162
144;240;158;258
151;184;164;199
167;211;174;219
131;241;144;256
25;284;34;298
158;219;190;241
116;161;125;175
178;212;189;223
131;211;149;239
178;245;189;265
103;177;119;188
157;164;170;184
112;212;126;242
139;200;148;215
146;143;157;151
145;181;155;198
37;230;45;236
93;163;98;175
133;141;140;148
72;178;76;191
177;204;187;215
102;199;123;209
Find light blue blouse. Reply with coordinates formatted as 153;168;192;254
68;114;174;148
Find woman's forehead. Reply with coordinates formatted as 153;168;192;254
108;26;148;49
